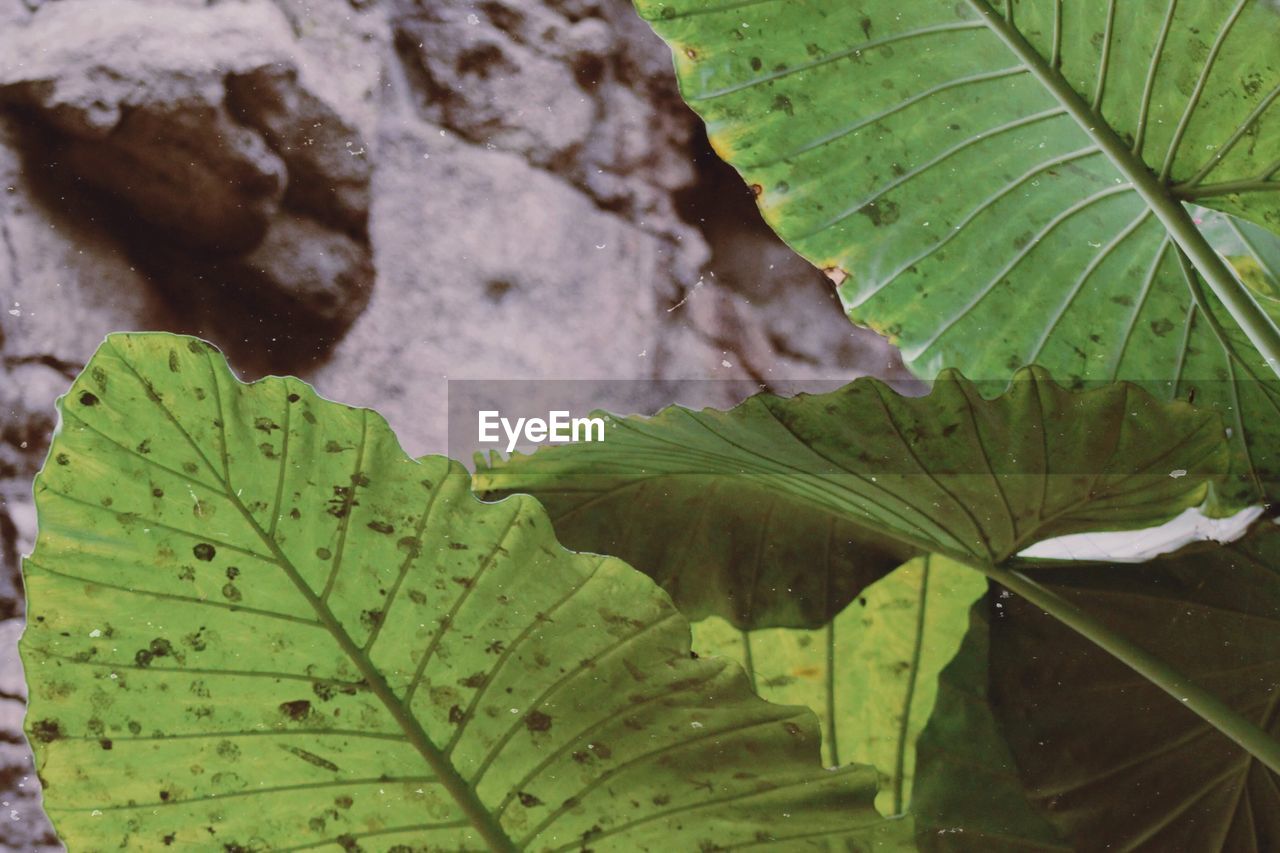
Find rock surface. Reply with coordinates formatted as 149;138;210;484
0;0;902;846
0;0;376;339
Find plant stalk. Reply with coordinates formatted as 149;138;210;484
983;562;1280;774
968;0;1280;378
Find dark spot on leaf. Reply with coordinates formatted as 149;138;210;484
860;16;872;37
518;791;543;808
280;700;312;721
859;199;900;226
168;350;181;373
193;544;216;562
79;391;99;407
99;738;113;750
152;487;164;498
316;548;332;560
327;486;356;518
287;393;301;403
771;94;794;116
522;701;552;732
449;542;469;551
221;583;241;602
367;521;394;535
448;705;466;724
31;719;63;743
1150;318;1175;337
55;453;69;466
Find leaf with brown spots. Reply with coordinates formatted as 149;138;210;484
23;332;911;851
637;0;1280;509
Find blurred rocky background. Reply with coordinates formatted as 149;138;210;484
0;0;902;845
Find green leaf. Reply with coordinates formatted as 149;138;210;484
691;555;986;816
1199;206;1280;307
987;526;1280;849
23;332;913;850
635;0;1280;507
911;598;1068;852
476;368;1226;629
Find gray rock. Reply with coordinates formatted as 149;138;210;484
0;0;376;330
227;65;372;239
310;120;705;455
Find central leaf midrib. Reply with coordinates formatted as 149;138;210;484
964;0;1188;222
112;343;520;852
226;462;519;852
965;0;1280;381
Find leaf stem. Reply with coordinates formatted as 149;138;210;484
967;0;1280;379
982;562;1280;774
825;620;840;767
892;557;930;814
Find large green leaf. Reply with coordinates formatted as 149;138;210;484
911;598;1068;852
22;333;913;850
988;526;1280;849
635;0;1280;507
476;368;1226;629
691;556;986;816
